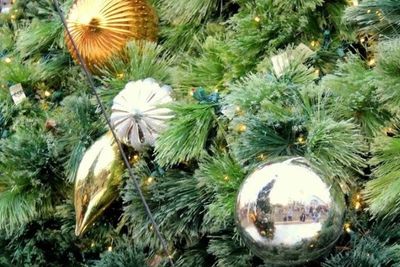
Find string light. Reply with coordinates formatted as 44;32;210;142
237;124;247;133
340;183;346;190
355;201;361;210
10;14;16;19
314;69;320;76
223;175;229;181
310;40;317;47
146;176;154;185
4;57;11;64
117;73;124;79
258;154;266;161
91;242;95;248
297;135;306;145
367;9;371;14
344;223;352;233
384;127;395;136
44;91;51;97
368;58;376;66
352;0;358;6
254;16;261;23
235;106;241;112
107;246;113;252
360;37;366;43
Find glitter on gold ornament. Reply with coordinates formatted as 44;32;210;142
65;0;158;72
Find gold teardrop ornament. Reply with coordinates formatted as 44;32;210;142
74;132;125;236
65;0;158;72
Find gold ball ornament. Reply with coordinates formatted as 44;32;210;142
74;132;124;236
235;157;345;265
65;0;158;71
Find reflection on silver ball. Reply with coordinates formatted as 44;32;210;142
235;157;345;266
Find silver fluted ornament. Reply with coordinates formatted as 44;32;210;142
235;157;345;266
110;78;173;151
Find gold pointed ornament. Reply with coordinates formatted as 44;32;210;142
74;132;125;236
65;0;158;71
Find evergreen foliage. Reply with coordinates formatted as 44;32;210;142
1;0;400;266
155;103;217;167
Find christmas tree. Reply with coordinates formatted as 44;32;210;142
1;0;400;266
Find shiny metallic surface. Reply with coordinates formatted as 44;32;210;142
235;157;345;265
75;132;124;236
65;0;158;72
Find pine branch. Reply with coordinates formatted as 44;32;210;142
0;26;13;53
195;151;245;233
0;121;65;235
173;37;226;95
5;217;83;266
15;18;63;59
161;23;208;53
160;0;223;24
155;102;217;167
207;234;252;267
123;169;210;250
345;0;400;37
0;57;33;86
364;133;400;218
55;95;106;182
323;219;400;267
174;247;208;267
230;116;306;166
100;41;174;105
306;117;367;187
374;38;400;108
321;56;391;137
92;236;147;267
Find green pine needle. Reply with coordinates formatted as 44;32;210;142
155;103;217;167
345;0;400;37
99;41;174;105
321;56;391;137
195;152;245;233
15;19;63;58
364;135;400;218
0;121;64;235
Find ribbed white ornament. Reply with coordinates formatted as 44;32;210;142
110;78;173;150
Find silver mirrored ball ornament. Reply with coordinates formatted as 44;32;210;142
235;157;345;266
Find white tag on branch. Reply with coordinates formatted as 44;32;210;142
9;83;27;105
271;43;314;77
